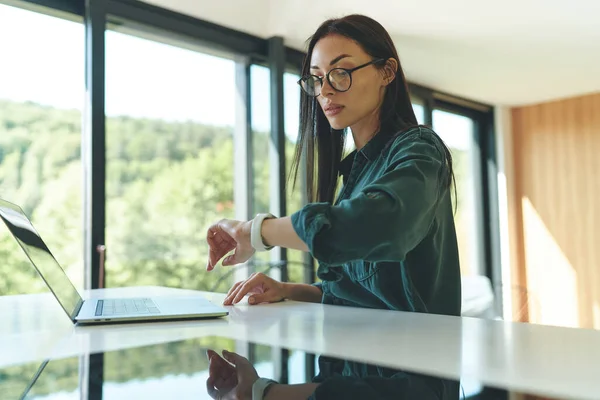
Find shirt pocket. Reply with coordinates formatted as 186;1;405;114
344;260;381;282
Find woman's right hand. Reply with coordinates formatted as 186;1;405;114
223;272;286;306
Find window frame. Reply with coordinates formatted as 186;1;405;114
6;0;501;396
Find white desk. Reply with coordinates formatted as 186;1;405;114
1;286;599;399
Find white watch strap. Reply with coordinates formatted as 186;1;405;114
250;213;275;252
252;377;277;400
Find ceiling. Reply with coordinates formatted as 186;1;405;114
144;0;600;106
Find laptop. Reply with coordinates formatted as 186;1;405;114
0;198;228;325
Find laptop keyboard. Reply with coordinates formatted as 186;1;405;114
95;298;160;317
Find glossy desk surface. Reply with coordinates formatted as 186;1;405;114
1;286;600;399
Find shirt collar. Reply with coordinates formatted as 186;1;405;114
338;131;392;182
338;150;356;183
359;130;392;161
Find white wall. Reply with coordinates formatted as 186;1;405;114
142;0;600;106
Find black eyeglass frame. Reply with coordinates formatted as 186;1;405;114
297;58;386;97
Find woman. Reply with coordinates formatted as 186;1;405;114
205;14;461;400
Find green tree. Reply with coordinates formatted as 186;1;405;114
0;99;309;397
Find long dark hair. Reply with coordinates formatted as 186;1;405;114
289;14;455;204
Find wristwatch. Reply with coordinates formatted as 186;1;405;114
250;213;276;252
252;377;278;399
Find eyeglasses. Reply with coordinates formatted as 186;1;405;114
297;58;385;97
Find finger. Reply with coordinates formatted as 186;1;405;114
221;253;237;267
208;248;227;271
217;219;239;238
208;353;221;377
215;376;228;391
207;220;231;247
248;291;279;305
224;273;259;305
223;281;243;305
206;221;223;243
224;276;254;306
206;223;237;270
209;221;237;248
230;275;263;305
208;358;233;394
208;242;234;271
224;282;246;306
215;221;251;265
207;349;219;359
221;247;254;267
206;377;219;399
208;350;236;374
224;369;237;386
221;350;243;366
211;230;237;258
232;274;267;305
207;245;222;271
206;224;222;271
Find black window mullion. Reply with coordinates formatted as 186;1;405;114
83;1;107;398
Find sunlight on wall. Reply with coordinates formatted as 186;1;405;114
594;303;600;329
522;197;579;328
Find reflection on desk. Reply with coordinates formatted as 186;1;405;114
2;286;600;400
0;336;546;400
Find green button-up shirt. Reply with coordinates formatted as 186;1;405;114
291;126;461;316
292;126;461;399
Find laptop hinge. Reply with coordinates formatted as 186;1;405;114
72;299;85;322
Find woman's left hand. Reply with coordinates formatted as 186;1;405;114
206;219;254;271
206;349;259;400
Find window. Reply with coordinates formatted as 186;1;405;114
284;71;306;284
250;64;272;275
433;109;483;276
1;0;497;396
412;102;426;124
0;3;84;398
104;27;237;293
249;67;306;282
0;3;84;295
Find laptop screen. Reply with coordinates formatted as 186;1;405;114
0;199;83;320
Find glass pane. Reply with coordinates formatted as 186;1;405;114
253;344;275;379
288;350;309;384
104;28;236;293
284;72;306;284
250;64;271;275
432;110;482;276
0;4;84;295
412;102;426;125
249;68;307;283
